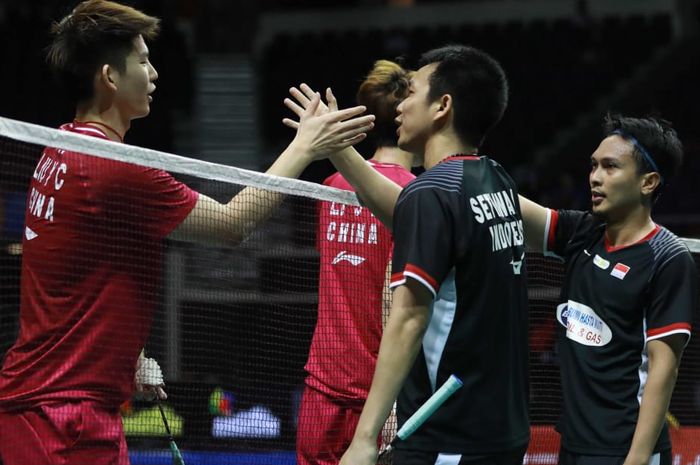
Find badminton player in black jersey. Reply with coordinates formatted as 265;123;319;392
286;44;530;465
299;109;695;465
518;115;697;465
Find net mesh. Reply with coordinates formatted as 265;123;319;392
0;117;699;465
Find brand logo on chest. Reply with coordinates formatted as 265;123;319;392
593;254;609;270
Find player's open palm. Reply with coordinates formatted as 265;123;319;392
291;91;374;160
339;439;377;465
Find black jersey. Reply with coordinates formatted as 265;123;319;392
389;156;529;454
544;209;697;455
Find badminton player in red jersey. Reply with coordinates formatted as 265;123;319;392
0;1;374;464
297;60;416;465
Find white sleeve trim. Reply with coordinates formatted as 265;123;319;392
403;271;437;299
646;329;692;345
542;208;563;260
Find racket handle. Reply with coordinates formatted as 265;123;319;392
170;439;186;465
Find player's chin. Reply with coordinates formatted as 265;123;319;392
590;203;609;219
134;105;151;119
397;134;415;153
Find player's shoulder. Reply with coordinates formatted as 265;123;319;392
648;226;692;267
370;162;416;186
404;160;463;192
60;121;110;141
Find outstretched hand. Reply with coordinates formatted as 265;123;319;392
283;83;339;128
287;87;374;160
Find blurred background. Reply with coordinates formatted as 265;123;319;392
1;0;700;461
2;0;699;232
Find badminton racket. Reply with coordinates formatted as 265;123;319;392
378;374;463;460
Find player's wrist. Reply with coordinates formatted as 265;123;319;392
623;448;653;465
286;137;318;164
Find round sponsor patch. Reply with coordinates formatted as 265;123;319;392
556;300;612;347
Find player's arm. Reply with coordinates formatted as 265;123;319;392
518;194;548;252
170;95;374;246
329;147;402;230
340;279;432;465
623;334;686;465
284;84;402;230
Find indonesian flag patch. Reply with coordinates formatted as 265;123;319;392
611;263;630;280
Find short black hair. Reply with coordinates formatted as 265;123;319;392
603;114;683;197
418;44;508;149
47;0;160;104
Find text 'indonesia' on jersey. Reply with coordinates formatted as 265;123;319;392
469;188;524;252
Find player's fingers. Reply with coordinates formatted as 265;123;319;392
325;105;370;123
156;386;168;400
336;123;374;143
284;97;305;117
289;87;311;109
326;87;339;112
299;83;317;101
282;118;300;129
336;114;375;131
302;93;321;118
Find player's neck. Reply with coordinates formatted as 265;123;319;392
370;146;413;170
74;106;129;143
423;133;476;170
604;207;655;248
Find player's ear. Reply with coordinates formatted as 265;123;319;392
640;171;661;197
433;94;452;124
98;64;118;93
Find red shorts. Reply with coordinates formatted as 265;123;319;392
0;400;129;465
297;385;380;465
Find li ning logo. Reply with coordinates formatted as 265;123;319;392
332;251;366;266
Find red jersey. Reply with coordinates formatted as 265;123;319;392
305;160;414;401
0;122;198;409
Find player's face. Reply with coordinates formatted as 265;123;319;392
113;35;158;120
589;135;645;220
395;63;438;161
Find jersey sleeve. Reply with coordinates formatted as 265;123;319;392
390;187;455;298
116;164;199;238
543;209;591;260
646;250;697;343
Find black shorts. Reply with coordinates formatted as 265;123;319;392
392;445;527;465
558;447;672;465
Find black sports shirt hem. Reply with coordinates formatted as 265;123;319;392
395;432;530;455
560;440;671;456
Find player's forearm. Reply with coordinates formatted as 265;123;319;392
329;147;402;230
518;194;548;252
353;287;429;442
223;140;313;243
625;341;681;465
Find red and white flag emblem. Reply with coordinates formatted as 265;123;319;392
611;263;630;280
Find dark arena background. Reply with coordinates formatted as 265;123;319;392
1;1;700;464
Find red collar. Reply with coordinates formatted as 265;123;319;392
439;153;479;164
604;224;660;252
